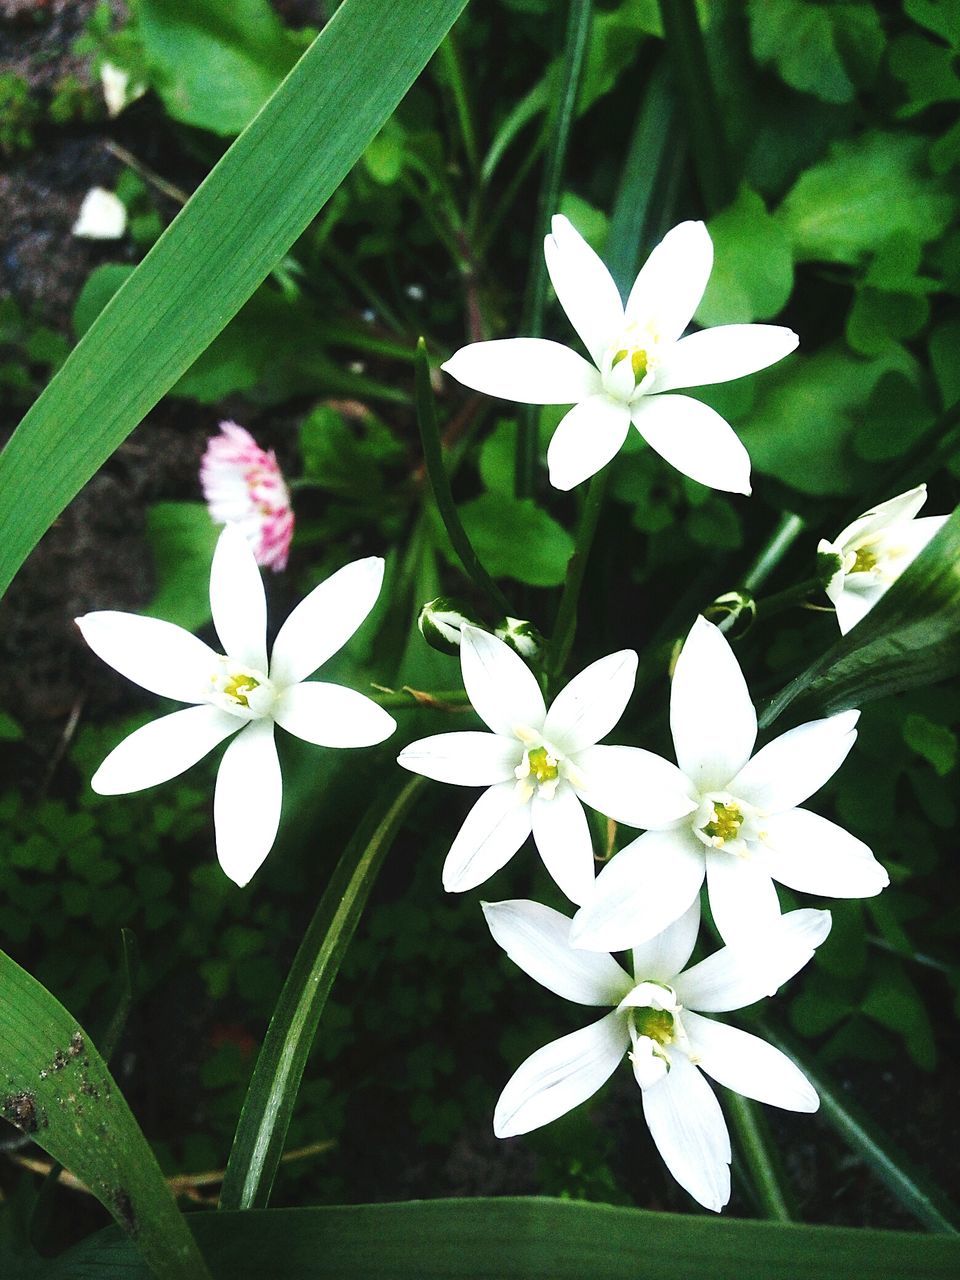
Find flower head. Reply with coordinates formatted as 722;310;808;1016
76;525;395;886
818;484;948;634
201;422;294;572
397;627;696;905
572;617;888;951
72;187;127;240
485;897;829;1212
442;216;798;493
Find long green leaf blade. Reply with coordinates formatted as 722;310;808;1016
0;950;210;1279
0;0;468;601
50;1198;960;1278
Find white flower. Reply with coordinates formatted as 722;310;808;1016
818;484;949;635
442;216;798;494
396;627;696;905
100;61;146;118
485;897;829;1212
200;422;294;572
572;617;888;951
75;525;396;886
72;187;127;240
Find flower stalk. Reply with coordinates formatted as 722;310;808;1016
547;468;608;681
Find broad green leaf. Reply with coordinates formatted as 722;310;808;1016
888;34;960;115
0;950;211;1278
48;1197;960;1278
143;502;219;633
695;186;793;326
905;0;960;47
450;492;575;587
776;132;955;265
748;0;855;103
903;711;958;776
929;315;960;408
759;505;960;725
0;0;469;604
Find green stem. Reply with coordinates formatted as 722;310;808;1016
220;775;426;1211
742;512;806;595
515;0;592;499
725;1093;794;1222
755;576;821;620
414;339;512;616
368;686;470;709
438;29;479;176
547;469;608;680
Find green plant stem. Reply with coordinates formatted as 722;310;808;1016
220;775;426;1212
547;469;608;680
742;513;806;595
755;576;822;620
515;0;592;499
438;29;479;176
368;686;470;709
414;338;512;616
725;1094;793;1222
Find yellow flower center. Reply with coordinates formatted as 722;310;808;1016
222;671;260;707
851;545;879;574
632;1007;675;1047
527;745;560;785
700;800;744;846
611;347;649;382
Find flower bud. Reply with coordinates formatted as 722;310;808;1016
494;616;543;660
703;590;756;639
418;598;483;655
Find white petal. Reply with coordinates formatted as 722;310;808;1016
209;524;268;671
442;338;601;405
493;1011;629;1138
544;650;637;753
442;781;533;893
482;899;632;1005
546;396;631;491
632;395;751;495
670;616;756;792
571;828;706;952
831;484;928;548
625;221;714;342
684;1013;818;1112
631;897;701;984
705;854;782;946
755;809;889;899
675;907;831;1012
544;214;624;366
459;626;545;738
397;731;523;786
75;612;219;703
213;720;282;887
652;325;798;394
269;557;384;688
641;1053;731;1213
91;705;240;794
571;745;696;829
532;782;596;906
834;585;885;634
272;682;396;748
730;711;860;813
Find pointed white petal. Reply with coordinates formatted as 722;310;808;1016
705;854;782;946
631;897;701;984
442;781;533;893
833;585;884;634
571;745;696;829
670;616;756;792
544;214;624;366
641;1053;731;1212
832;484;928;548
632;395;751;495
272;682;396;748
755;809;889;898
888;513;949;560
652;325;798;394
397;731;523;786
684;1013;818;1112
459;625;546;738
482;899;632;1005
91;705;240;794
625;221;714;341
75;612;219;703
544;650;638;753
209;524;267;671
493;1010;629;1137
675;907;831;1012
571;827;706;952
213;720;282;887
532;782;596;906
442;338;601;405
269;557;384;688
546;396;631;491
730;711;860;813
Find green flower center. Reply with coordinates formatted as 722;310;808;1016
632;1007;675;1046
700;799;744;845
611;347;649;382
851;546;879;574
527;746;559;785
222;672;261;707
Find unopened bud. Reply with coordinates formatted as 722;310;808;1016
418;597;482;656
494;616;543;659
704;590;756;638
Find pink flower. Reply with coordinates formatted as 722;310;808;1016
200;422;294;572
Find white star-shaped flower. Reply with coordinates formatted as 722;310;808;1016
76;525;396;886
819;484;949;634
442;215;799;493
396;626;696;905
572;616;888;951
485;897;829;1212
